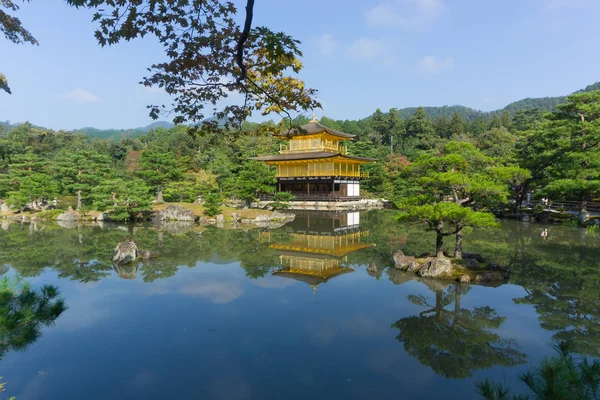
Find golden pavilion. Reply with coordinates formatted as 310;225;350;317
251;117;375;201
265;211;375;293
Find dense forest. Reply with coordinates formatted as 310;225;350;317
0;89;599;225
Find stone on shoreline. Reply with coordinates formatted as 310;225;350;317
418;257;453;278
393;250;418;271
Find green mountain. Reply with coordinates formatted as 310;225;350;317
70;121;176;140
393;81;600;121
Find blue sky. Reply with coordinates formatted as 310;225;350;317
1;0;598;130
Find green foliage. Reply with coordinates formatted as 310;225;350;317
234;161;276;203
0;276;66;360
203;193;223;217
136;148;182;201
162;170;219;203
91;178;152;221
6;173;58;210
477;341;600;400
271;192;295;210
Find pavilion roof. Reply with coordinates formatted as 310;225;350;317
250;152;375;162
277;121;355;139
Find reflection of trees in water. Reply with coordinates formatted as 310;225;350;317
392;283;527;379
0;223;285;282
0;277;66;360
362;211;600;360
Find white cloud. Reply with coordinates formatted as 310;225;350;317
344;37;388;61
317;33;338;56
63;88;101;103
367;0;445;30
417;55;454;72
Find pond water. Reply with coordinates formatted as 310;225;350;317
0;211;598;399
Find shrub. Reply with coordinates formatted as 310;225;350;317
203;193;222;217
271;192;295;210
477;341;600;400
35;209;64;219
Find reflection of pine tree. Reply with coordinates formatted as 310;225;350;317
392;284;527;379
515;280;600;357
0;277;66;360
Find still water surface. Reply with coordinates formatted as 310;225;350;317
1;211;598;399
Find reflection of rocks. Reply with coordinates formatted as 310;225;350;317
154;221;195;235
56;219;78;229
113;263;139;279
113;240;139;264
475;272;506;285
366;263;380;277
386;269;414;286
139;250;157;260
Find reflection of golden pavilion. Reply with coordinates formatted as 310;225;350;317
267;212;375;293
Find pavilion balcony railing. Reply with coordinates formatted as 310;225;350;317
279;143;348;154
274;170;369;178
258;193;364;202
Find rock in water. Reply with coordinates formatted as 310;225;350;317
113;240;139;264
459;274;471;284
164;205;194;221
578;210;591;225
418;257;453;278
393;250;417;271
475;272;505;283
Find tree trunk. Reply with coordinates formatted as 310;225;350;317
435;224;445;258
157;186;164;203
77;190;82;210
454;229;463;259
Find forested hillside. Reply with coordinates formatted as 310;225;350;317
1;89;599;223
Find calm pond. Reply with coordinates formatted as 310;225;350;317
1;211;598;399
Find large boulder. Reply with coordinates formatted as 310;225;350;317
418;257;454;279
164;205;194;221
578;210;591;225
113;240;139;264
216;214;224;223
393;250;418;271
56;212;78;222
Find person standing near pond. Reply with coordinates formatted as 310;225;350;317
541;228;548;240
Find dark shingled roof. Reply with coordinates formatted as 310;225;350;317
277;121;355;139
250;152;375;162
